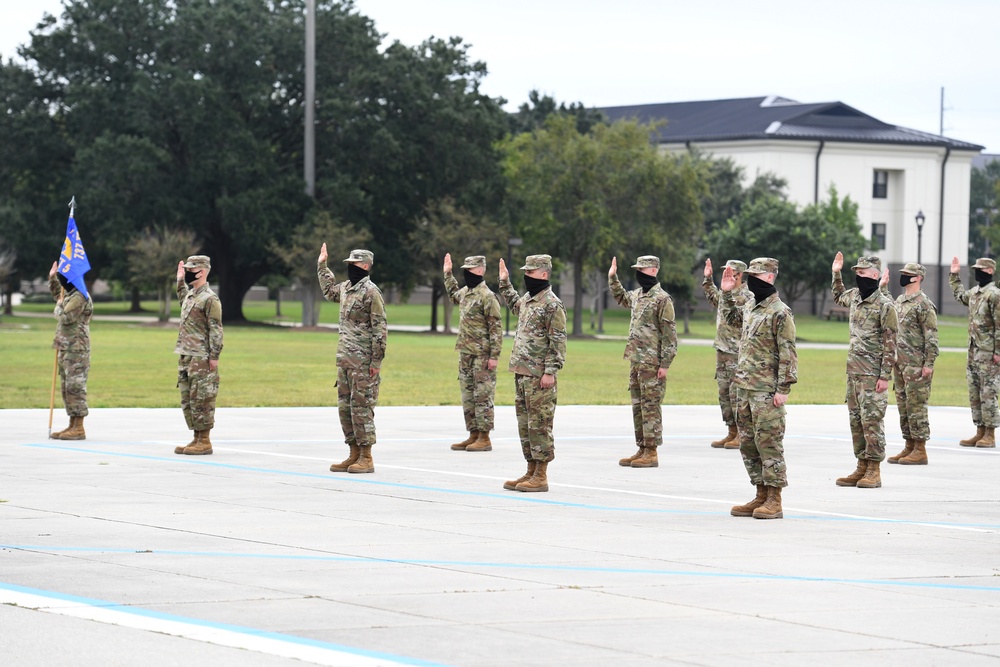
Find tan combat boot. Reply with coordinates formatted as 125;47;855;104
619;446;644;466
631;446;658;468
899;440;928;465
976;428;996;448
515;461;548;492
466;432;493;452
836;459;867;486
451;431;479;451
752;486;783;519
960;425;985;446
857;460;881;488
711;424;737;449
504;461;535;490
723;431;742;449
175;431;199;454
50;418;72;439
348;445;374;473
58;416;86;441
888;439;914;464
182;430;213;455
731;485;767;517
330;444;360;472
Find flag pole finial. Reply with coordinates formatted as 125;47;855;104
68;196;76;218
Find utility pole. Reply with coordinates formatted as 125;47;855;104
304;0;316;198
939;86;944;136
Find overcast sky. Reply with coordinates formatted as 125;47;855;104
3;0;999;152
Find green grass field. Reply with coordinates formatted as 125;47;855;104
0;306;971;409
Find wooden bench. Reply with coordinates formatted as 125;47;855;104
824;306;850;321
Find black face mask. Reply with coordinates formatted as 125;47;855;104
975;269;993;287
184;270;200;286
348;263;369;285
635;271;658;293
899;274;917;287
855;275;879;300
57;273;74;292
523;274;549;296
463;269;484;289
746;275;776;303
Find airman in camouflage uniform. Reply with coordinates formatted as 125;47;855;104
703;258;750;449
48;261;93;440
173;255;223;456
318;245;387;473
443;253;502;452
832;253;897;489
498;254;567;493
608;255;677;468
950;256;1000;448
722;257;797;520
887;263;938;465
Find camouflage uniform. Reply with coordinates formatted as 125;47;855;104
703;260;750;428
318;250;387;448
499;255;567;463
445;257;502;433
609;256;677;453
175;257;223;431
950;258;1000;429
49;274;93;417
722;258;797;489
832;257;898;462
893;264;939;442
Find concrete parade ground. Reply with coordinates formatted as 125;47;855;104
2;404;999;666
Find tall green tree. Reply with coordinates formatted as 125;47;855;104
971;160;1000;260
501;116;704;336
508;90;605;136
126;226;199;322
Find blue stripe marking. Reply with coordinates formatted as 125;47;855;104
0;581;451;666
19;443;1000;530
3;551;998;593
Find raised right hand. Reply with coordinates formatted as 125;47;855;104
49;261;58;278
318;242;328;264
703;258;713;278
176;260;185;281
608;257;617;278
443;253;452;273
498;258;509;282
951;256;960;274
832;252;844;273
720;265;735;292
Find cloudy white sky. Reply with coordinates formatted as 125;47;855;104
3;0;999;152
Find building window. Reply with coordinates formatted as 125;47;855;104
873;170;888;198
871;223;886;251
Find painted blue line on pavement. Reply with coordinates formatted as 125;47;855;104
19;442;1000;530
3;550;998;593
0;581;450;666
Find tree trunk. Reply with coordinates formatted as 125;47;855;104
275;289;282;317
301;281;320;327
443;295;453;333
595;269;605;334
429;283;440;332
130;285;142;312
158;281;171;322
2;286;12;316
572;259;584;336
683;301;690;335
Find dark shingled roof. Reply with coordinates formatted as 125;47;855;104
600;96;984;151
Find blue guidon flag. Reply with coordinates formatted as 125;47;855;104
58;214;91;299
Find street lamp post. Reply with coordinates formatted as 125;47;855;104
505;237;522;335
915;209;926;264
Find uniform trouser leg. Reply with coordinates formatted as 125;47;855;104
968;357;1000;428
630;364;666;447
896;365;932;441
459;354;496;433
735;387;787;488
846;374;887;461
59;349;90;417
515;374;556;463
178;356;219;431
338;366;380;447
715;351;737;426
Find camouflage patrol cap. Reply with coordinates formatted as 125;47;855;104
972;257;996;271
460;255;486;269
183;255;211;270
520;254;552;271
745;257;779;275
630;256;660;270
344;249;374;265
851;256;882;272
725;259;748;273
900;262;925;277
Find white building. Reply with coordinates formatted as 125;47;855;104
602;96;984;315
